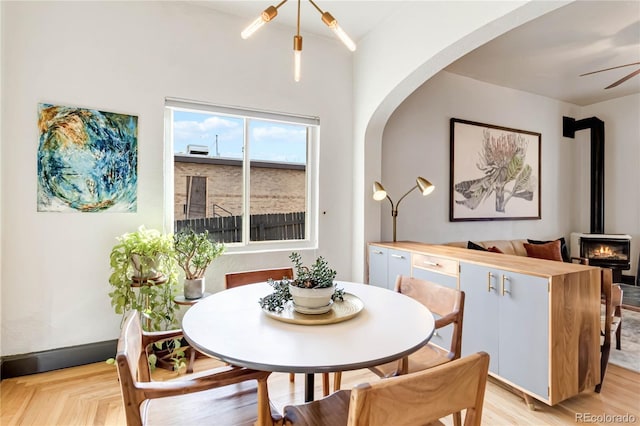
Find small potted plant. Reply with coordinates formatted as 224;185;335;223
108;226;178;332
259;252;342;314
173;229;225;299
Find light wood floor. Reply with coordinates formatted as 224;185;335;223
1;358;638;425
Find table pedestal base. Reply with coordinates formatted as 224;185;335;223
305;373;314;402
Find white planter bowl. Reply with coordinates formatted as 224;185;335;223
289;284;335;314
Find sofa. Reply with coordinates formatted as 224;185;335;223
445;238;571;263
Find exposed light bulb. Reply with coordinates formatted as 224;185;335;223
294;51;302;82
293;35;302;82
241;6;278;39
330;22;356;51
241;16;266;39
321;12;356;52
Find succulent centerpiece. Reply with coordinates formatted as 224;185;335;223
259;252;343;314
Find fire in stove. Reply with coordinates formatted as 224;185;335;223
587;244;626;261
570;233;632;270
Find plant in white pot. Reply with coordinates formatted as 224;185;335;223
173;229;225;299
108;226;179;332
260;252;343;314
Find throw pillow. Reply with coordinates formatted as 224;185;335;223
487;246;503;254
524;240;563;262
467;241;488;251
527;237;570;262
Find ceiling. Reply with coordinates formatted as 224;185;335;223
198;1;640;106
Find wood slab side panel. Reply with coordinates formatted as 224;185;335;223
549;269;600;404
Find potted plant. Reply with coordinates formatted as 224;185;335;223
108;226;179;332
260;252;342;314
173;229;225;299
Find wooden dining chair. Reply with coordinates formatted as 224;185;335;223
369;275;465;378
115;310;282;426
597;268;623;393
610;283;623;351
283;351;490;426
225;267;339;397
225;267;295;289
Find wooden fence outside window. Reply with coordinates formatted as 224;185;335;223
175;212;305;243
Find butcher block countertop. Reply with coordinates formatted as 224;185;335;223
369;241;598;278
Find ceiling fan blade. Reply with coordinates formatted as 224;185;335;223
605;68;640;89
579;62;640;77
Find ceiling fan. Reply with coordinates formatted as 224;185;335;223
580;62;640;89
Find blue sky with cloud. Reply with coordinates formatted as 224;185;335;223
173;110;306;164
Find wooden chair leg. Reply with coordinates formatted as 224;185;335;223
453;411;462;426
186;347;196;374
616;322;622;350
289;373;295;383
322;373;330;396
333;371;342;393
597;323;612;393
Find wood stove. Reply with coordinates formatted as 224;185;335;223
571;233;632;280
565;115;635;283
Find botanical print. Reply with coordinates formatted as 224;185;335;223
450;119;540;221
37;103;138;212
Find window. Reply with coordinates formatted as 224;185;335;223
165;98;319;252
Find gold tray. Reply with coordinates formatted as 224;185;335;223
262;293;364;325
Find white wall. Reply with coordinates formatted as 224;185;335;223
380;72;640;278
351;0;569;281
380;71;582;244
1;1;353;356
581;94;640;277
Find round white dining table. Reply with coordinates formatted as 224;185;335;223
181;281;435;402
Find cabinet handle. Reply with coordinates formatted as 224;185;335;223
372;250;383;255
487;272;496;292
433;330;440;337
423;260;440;267
391;254;405;259
501;275;511;296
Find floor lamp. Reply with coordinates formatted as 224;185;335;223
373;176;434;242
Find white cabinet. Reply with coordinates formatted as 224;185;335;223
367;245;410;290
368;241;600;405
412;253;459;350
368;245;388;288
460;262;549;400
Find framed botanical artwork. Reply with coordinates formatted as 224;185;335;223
450;118;541;222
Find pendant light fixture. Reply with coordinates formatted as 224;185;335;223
241;0;356;82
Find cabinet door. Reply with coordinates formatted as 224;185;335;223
459;262;500;373
498;271;549;399
368;245;388;288
387;249;411;290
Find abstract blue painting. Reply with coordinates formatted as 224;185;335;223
37;104;138;212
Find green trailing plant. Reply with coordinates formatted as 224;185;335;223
149;338;188;372
173;229;225;279
259;252;343;312
108;226;179;332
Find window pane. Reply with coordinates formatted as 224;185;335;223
168;99;317;251
249;120;307;241
173;110;244;243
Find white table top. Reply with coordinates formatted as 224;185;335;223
181;281;435;373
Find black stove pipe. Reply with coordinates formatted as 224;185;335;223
563;116;605;234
